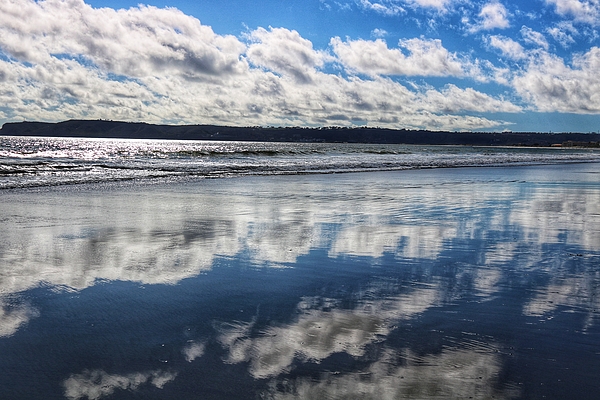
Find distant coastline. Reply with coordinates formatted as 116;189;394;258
2;119;600;147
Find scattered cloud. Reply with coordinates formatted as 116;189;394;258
1;0;600;130
353;0;454;14
404;0;454;12
545;0;600;25
487;35;527;59
357;0;405;16
330;37;465;76
424;84;522;113
371;28;389;37
471;1;511;32
521;26;550;50
0;0;523;130
410;0;452;9
547;21;579;47
512;47;600;113
334;1;354;11
319;0;333;10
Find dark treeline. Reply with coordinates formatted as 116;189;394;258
2;119;600;147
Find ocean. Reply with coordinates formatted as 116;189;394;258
1;136;600;399
1;136;600;189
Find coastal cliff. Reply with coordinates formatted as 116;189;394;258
2;119;600;147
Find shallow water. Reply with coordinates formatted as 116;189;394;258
0;163;599;399
2;136;600;189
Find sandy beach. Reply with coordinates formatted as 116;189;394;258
4;0;600;397
0;162;599;399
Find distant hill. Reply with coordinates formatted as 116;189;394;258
2;119;600;147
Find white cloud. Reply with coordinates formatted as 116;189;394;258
471;1;511;32
331;37;465;77
339;1;354;11
0;0;520;130
354;0;454;14
246;27;325;84
371;28;388;38
319;0;333;10
424;84;522;113
546;0;600;25
357;0;405;15
408;0;453;10
521;26;550;50
0;0;247;79
547;21;579;47
487;35;527;60
512;47;600;113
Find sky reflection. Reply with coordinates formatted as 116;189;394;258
267;346;519;400
0;163;599;399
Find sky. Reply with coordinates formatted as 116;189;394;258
1;0;600;132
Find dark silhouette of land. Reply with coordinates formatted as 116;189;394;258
2;119;600;147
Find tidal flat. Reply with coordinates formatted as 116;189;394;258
0;163;599;399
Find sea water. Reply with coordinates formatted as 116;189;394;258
0;137;599;399
1;136;600;189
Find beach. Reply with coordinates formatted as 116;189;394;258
4;0;600;396
0;159;599;399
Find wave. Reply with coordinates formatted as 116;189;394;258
1;138;599;189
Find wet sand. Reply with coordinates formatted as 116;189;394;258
0;163;599;399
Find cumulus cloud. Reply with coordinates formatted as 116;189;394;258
0;0;521;130
331;37;465;77
246;27;325;84
547;21;579;47
424;84;522;113
545;0;600;25
471;1;511;32
521;26;550;50
487;35;527;59
512;47;600;113
0;0;246;79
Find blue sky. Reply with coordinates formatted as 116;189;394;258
1;0;600;132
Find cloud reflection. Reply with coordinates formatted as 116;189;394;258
218;283;440;379
523;268;600;328
182;340;207;362
266;347;519;399
0;166;598;340
0;298;39;338
63;369;177;400
329;224;458;259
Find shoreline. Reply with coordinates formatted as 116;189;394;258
4;160;600;194
1;160;599;399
